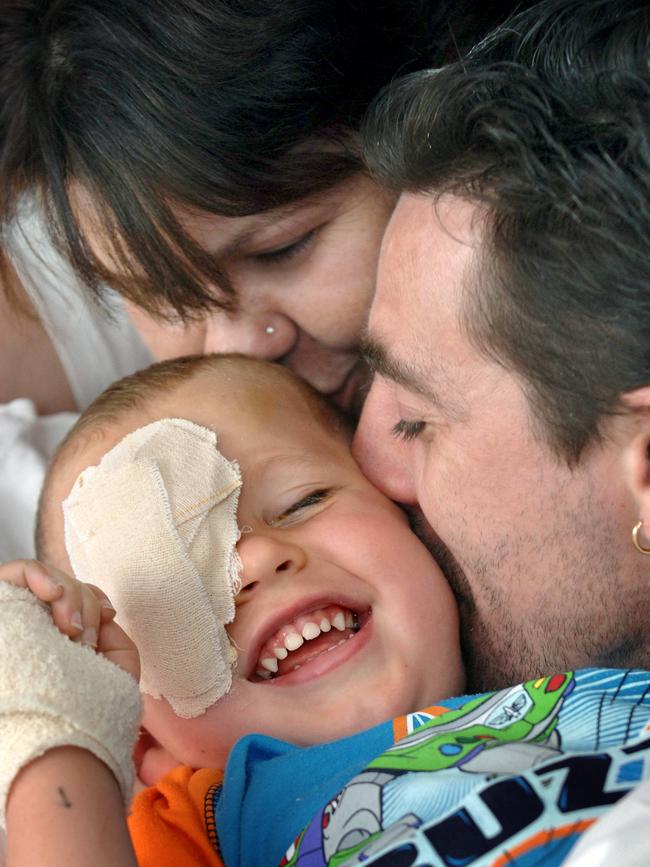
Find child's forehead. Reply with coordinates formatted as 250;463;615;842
66;367;343;480
196;362;307;407
176;364;339;442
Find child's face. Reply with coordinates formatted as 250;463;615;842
56;364;463;767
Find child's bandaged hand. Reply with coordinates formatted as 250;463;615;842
0;562;142;826
0;559;139;680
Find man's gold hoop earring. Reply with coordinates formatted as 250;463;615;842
632;520;650;555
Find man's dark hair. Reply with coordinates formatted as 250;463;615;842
0;0;518;319
364;0;650;463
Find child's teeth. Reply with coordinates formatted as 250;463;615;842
302;622;320;640
284;632;304;651
256;608;361;677
261;657;278;673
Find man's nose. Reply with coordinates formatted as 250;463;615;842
353;379;418;505
235;533;307;601
205;310;298;360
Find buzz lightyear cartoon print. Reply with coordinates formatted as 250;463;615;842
281;669;650;867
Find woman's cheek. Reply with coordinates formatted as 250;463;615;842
125;301;207;360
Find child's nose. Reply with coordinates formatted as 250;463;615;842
235;533;307;600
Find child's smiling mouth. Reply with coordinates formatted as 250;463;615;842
248;603;370;684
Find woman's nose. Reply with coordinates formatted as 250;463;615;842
235;533;307;600
205;310;298;360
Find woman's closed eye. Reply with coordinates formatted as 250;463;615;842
252;228;318;264
392;419;425;441
270;488;332;526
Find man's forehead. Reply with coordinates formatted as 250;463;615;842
377;200;448;321
383;190;480;247
365;193;483;412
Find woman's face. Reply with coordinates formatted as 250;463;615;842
125;176;395;413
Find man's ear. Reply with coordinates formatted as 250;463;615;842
134;727;181;787
621;387;650;527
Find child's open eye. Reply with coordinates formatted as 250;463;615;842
270;488;332;526
392;419;425;441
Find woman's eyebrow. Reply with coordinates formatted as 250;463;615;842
218;223;270;257
215;201;320;258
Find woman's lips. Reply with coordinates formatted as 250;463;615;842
328;361;372;416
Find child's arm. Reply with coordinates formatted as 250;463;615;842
6;746;137;867
0;559;142;867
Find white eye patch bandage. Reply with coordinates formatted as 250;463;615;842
64;418;242;718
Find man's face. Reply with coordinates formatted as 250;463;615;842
354;193;645;690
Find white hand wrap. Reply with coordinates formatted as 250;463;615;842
0;583;142;827
63;418;242;718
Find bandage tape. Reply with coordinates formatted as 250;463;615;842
64;418;242;718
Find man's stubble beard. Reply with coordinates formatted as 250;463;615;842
408;508;525;691
409;504;650;693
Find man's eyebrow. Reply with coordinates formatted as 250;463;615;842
360;335;436;400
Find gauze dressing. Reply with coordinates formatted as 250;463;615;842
0;583;141;826
63;417;242;718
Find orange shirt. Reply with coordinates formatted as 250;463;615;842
128;766;225;867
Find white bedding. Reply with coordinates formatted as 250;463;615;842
0;399;77;563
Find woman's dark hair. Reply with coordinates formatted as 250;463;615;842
364;0;650;463
0;0;518;318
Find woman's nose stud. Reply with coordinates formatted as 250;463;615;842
265;325;276;335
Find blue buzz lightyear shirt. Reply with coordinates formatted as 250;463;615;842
212;669;650;866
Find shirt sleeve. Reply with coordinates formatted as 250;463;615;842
128;765;225;867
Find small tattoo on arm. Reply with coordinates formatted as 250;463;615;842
57;786;72;808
